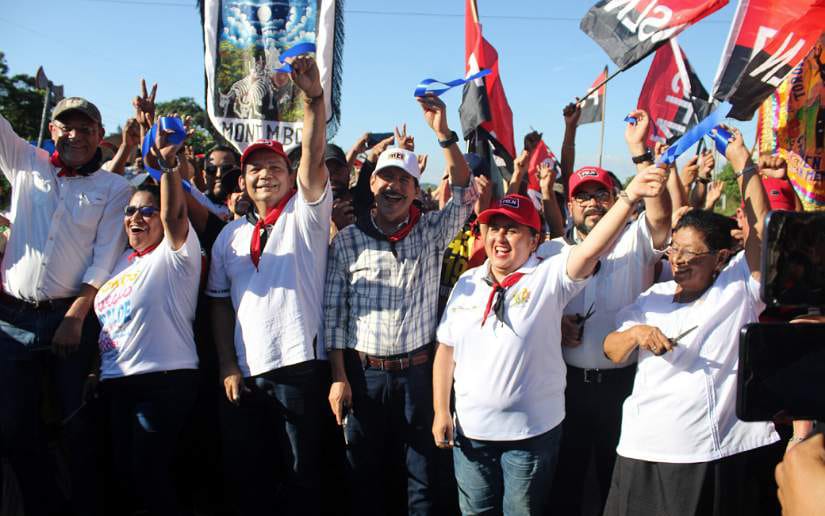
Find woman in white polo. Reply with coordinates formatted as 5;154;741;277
602;128;781;516
432;164;666;515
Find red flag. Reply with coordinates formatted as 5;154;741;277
461;0;516;159
723;0;825;120
580;0;728;70
526;141;558;208
638;39;710;146
578;67;608;126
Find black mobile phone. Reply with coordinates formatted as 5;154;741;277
366;132;394;148
761;210;825;308
737;322;825;422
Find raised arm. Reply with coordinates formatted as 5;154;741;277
291;55;327;202
567;165;667;280
560;102;580;192
145;118;189;250
725;127;769;278
103;118;140;175
539;161;565;238
625;110;671;249
417;94;469;188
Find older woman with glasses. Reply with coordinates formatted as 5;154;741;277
602;127;781;516
93;119;201;516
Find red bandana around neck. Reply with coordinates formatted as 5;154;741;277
50;151;77;177
249;189;297;270
127;242;160;262
385;205;422;243
481;272;525;327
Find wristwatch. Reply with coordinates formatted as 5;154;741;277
631;150;653;164
438;131;459;148
735;162;757;178
696;175;711;185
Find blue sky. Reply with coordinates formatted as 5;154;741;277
0;0;753;184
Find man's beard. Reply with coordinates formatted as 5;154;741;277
574;207;607;237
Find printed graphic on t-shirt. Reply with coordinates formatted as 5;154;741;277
95;265;145;355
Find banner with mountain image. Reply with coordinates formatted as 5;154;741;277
202;0;344;151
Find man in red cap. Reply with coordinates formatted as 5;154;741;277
205;55;330;516
546;109;672;515
432;161;667;514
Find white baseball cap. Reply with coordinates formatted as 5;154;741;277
373;148;421;181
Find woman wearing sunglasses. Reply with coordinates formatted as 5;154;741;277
602;127;781;516
93;118;201;516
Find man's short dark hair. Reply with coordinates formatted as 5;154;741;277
208;145;240;163
673;209;734;252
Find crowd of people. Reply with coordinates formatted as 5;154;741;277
0;54;823;516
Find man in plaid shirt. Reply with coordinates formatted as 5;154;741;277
324;94;476;515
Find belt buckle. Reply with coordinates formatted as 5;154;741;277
583;368;602;384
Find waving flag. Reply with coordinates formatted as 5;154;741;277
637;39;710;146
201;0;344;151
578;67;608;126
526;140;560;209
459;0;516;160
580;0;728;70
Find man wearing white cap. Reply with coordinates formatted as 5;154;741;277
324;94;477;515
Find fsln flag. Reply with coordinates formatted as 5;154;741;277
526;140;560;209
580;0;728;70
711;0;813;101
201;0;344;152
722;1;825;120
578;66;608;126
459;0;516;160
638;39;710;146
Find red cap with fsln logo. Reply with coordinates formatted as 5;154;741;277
241;139;291;170
568;166;614;200
477;194;541;232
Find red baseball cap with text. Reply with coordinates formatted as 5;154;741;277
477;194;541;232
240;139;291;170
568;166;615;199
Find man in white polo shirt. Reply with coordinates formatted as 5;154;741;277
545;110;671;515
432;163;667;515
205;55;330;516
0;97;131;516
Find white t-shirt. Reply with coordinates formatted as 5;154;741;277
95;224;202;380
436;249;588;441
538;214;664;370
614;251;779;463
205;183;332;377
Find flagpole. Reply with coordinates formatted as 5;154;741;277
598;66;607;168
577;66;622;107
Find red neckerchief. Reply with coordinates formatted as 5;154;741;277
50;151;77;177
385;205;422;243
250;189;296;270
127;242;160;262
481;271;525;327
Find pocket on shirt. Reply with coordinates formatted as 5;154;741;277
69;192;107;229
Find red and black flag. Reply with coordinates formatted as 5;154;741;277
459;0;516;161
638;39;710;146
578;67;608;126
580;0;728;70
714;0;825;120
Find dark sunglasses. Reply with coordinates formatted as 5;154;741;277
205;164;234;176
124;205;159;217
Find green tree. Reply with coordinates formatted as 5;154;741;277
0;52;44;141
715;162;741;217
155;97;217;155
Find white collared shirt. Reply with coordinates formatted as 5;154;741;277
436;248;588;441
614;251;779;463
537;213;665;370
0;114;132;301
206;182;332;377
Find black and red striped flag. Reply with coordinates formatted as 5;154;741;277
578;67;608;126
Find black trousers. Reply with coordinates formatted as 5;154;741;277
549;364;636;516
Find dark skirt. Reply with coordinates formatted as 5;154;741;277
603;442;783;516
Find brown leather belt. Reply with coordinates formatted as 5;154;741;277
359;347;431;372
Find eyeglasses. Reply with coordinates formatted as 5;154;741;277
52;121;97;137
573;190;611;204
123;205;159;217
205;164;236;176
665;244;716;261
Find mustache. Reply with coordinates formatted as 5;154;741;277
584;207;607;217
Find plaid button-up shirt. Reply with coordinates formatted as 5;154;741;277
324;183;477;356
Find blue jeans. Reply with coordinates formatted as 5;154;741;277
105;369;198;516
0;299;103;516
453;424;562;516
342;349;436;516
219;360;325;516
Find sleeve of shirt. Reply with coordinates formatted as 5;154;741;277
324;233;350;351
162;222;202;275
295;180;333;242
637;211;669;265
81;179;132;289
205;225;232;298
425;181;479;250
719;251;764;311
435;275;469;348
555;247;591;305
0;113;37;183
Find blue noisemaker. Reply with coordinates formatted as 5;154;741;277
274;42;317;73
657;108;725;166
709;126;732;155
141;117;231;220
414;69;491;98
624;116;637;124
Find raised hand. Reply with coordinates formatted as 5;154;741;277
395;124;415;151
289;55;323;99
624;109;650;148
416;93;450;138
758;154;788;179
698;150;715;179
680;155;700;187
523;130;542;153
626;164;667;203
152;116;186;168
417;153;428;174
653;141;669;163
133;78;157;130
563;101;581;127
122;117;141;148
705;180;724;210
538;161;557;193
367;133;395;162
720;125;750;171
